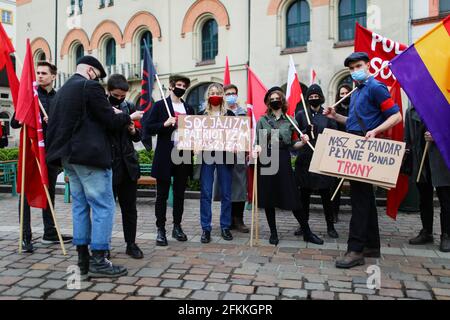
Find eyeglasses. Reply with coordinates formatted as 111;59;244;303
225;93;237;96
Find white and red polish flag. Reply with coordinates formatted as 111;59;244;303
286;55;302;117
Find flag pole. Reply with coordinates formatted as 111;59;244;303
250;164;255;247
32;155;67;255
18;125;27;254
254;158;259;245
285;115;315;151
154;73;173;119
416;141;430;183
300;93;315;139
331;178;345;202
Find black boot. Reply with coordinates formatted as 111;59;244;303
304;231;324;245
126;243;143;259
269;232;279;246
77;245;90;275
221;229;233;241
156;228;168;246
409;229;434;245
88;250;128;278
327;223;339;239
294;226;304;236
201;230;211;244
172;224;188;242
440;234;450;253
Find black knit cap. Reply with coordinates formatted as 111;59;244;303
306;84;325;105
264;86;284;104
344;52;370;67
76;55;107;78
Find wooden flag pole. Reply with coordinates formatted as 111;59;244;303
254;159;259;246
300;93;315;139
250;162;256;247
331;178;345;202
154;74;173;119
18;125;27;254
285;115;315;151
32;155;67;255
37;99;48;120
416;141;430;183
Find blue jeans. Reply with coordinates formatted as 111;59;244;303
200;164;232;231
62;158;115;250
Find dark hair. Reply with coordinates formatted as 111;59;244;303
265;90;288;114
335;83;352;104
223;84;238;95
107;74;129;92
37;62;57;75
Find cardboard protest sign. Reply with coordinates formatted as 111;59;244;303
310;129;405;188
177;115;251;152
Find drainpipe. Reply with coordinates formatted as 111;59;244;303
54;0;58;67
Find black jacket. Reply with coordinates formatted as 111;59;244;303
143;97;194;180
335;103;349;132
46;74;131;168
111;100;141;185
295;106;338;190
10;86;56;141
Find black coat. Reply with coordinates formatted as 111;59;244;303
335;103;349;132
143;97;194;180
46;74;131;168
10;86;56;141
295;106;338;190
111;100;141;185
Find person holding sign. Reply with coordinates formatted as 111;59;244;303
405;106;450;252
144;74;194;247
253;87;310;246
294;84;339;242
324;52;402;269
331;84;352;223
213;84;250;233
199;83;236;244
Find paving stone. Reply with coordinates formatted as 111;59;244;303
47;290;78;300
183;281;206;290
406;290;433;300
164;289;192;299
90;283;117;292
256;286;280;296
73;292;99;300
249;294;276;300
205;283;231;292
231;285;255;294
96;293;127;300
137;287;164;297
16;278;46;287
338;293;363;300
191;290;220;300
40;280;67;290
223;293;247;300
282;289;308;299
310;291;335;300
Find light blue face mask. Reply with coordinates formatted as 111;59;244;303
351;69;368;82
226;94;238;105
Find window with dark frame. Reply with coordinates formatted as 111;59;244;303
338;0;367;41
201;19;218;62
286;0;310;48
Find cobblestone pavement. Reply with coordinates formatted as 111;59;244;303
1;192;450;300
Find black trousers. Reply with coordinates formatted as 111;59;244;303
155;164;189;229
232;202;246;219
301;188;335;229
113;173;138;244
19;164;59;242
417;183;450;235
347;180;380;252
417;182;435;233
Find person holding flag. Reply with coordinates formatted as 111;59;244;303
253;87;310;246
11;62;72;252
294;84;339;243
324;52;402;268
46;56;143;278
143;74;194;247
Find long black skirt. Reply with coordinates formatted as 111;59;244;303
257;148;301;211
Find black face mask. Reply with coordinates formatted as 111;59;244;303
173;87;186;98
308;99;322;107
109;95;125;106
270;100;282;110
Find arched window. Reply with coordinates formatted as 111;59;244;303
105;38;116;67
339;0;366;41
286;0;310;48
75;44;84;63
201;19;218;61
440;0;450;13
140;31;153;61
186;82;213;114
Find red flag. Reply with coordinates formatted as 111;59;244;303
355;23;409;220
0;22;19;107
15;39;48;209
246;66;267;203
223;56;231;86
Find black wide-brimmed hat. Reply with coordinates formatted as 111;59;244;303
76;55;107;78
264;86;284;104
